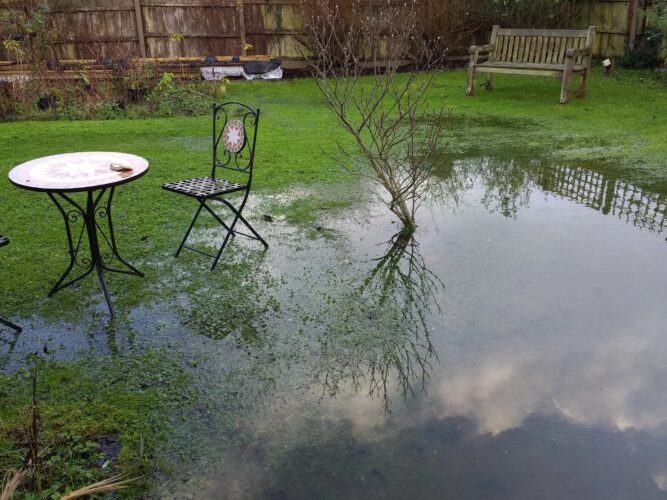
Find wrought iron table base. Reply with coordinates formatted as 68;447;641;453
47;187;143;317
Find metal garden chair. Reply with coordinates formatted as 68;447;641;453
0;235;22;332
162;102;268;270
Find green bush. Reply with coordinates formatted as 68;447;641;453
620;30;664;69
146;72;224;117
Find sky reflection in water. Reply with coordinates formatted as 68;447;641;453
4;156;667;499
158;157;667;499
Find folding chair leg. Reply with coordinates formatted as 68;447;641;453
219;199;268;249
0;316;22;333
236;212;269;249
211;212;241;270
176;201;206;257
201;202;235;235
175;195;268;270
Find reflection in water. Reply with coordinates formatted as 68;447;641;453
537;163;667;234
452;157;533;219
7;155;667;499
446;157;667;234
314;232;443;412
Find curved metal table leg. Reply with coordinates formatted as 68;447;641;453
48;188;144;317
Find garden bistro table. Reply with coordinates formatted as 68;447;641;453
8;152;149;318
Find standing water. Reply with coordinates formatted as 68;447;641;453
157;156;667;499
4;155;667;499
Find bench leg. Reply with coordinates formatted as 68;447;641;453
485;75;494;91
560;63;574;104
577;69;589;98
465;65;475;96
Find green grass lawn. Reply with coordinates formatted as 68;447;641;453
1;67;666;316
1;67;666;495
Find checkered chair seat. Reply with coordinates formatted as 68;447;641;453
162;176;246;198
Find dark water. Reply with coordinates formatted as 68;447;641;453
4;156;667;499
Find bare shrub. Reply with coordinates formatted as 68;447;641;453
298;0;447;232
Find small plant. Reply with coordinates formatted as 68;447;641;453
109;59;159;103
146;72;216;116
619;0;667;70
0;0;57;63
169;32;184;43
0;349;191;497
0;351;134;498
0;0;58;119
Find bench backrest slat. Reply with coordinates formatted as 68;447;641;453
489;26;595;65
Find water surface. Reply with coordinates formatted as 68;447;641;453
3;156;667;499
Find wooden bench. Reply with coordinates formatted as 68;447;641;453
465;26;595;104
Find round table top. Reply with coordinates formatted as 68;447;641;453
8;152;149;192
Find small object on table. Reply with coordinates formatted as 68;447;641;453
8;151;149;318
110;163;133;172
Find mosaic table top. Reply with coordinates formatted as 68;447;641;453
8;152;149;192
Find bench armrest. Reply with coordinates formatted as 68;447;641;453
468;44;495;65
469;44;495;55
565;47;592;58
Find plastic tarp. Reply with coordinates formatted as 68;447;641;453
201;59;283;81
241;67;283;80
201;66;243;80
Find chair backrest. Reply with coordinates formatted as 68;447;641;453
489;26;595;66
212;101;260;178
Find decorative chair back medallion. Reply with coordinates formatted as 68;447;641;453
223;119;245;153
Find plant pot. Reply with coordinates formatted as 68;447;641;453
37;95;56;111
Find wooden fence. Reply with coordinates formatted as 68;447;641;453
585;0;644;56
44;0;303;64
3;0;647;62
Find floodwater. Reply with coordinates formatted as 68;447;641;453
4;156;667;499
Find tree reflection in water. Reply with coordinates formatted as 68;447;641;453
442;156;667;232
314;232;444;413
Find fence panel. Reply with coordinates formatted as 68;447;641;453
0;0;641;61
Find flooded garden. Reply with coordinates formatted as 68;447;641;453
2;0;667;497
3;144;667;498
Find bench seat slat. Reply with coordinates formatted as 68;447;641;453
476;61;587;72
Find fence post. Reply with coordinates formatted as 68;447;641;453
237;0;247;56
134;0;147;58
627;0;640;50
